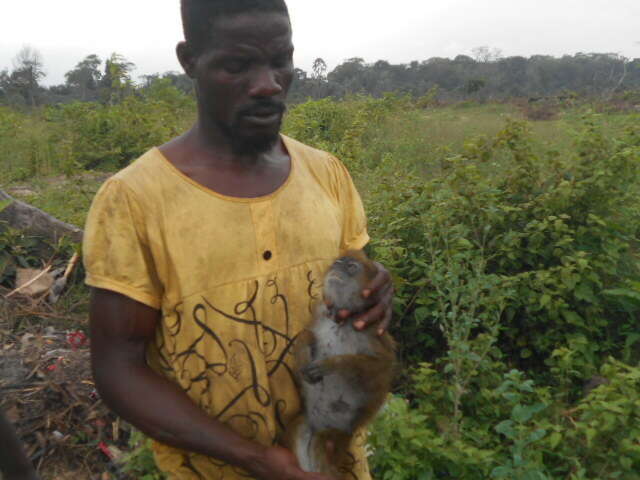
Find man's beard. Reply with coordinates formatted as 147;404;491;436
221;99;287;156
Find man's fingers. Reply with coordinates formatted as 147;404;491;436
362;262;391;298
378;303;393;336
354;285;393;332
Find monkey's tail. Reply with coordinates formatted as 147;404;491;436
286;417;329;473
284;416;350;476
295;419;320;473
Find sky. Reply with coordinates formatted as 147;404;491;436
1;0;639;86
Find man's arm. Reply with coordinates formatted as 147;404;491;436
90;288;334;480
0;409;39;480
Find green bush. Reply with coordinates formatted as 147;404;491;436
46;81;195;171
367;116;640;373
284;97;640;477
122;430;166;480
370;359;640;479
0;81;195;181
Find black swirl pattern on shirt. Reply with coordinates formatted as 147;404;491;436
306;270;320;314
160;271;361;479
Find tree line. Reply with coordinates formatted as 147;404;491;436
1;46;639;108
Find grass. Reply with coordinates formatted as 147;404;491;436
3;102;637;231
6;174;106;228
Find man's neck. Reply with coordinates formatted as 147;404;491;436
158;120;291;199
186;119;272;169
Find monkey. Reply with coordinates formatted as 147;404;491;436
282;250;396;478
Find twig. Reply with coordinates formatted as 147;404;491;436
5;266;52;298
398;285;426;325
63;252;80;279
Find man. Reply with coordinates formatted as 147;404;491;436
0;409;40;480
84;1;393;479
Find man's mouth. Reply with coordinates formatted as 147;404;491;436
239;102;286;127
242;110;281;126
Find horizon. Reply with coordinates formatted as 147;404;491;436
2;0;639;86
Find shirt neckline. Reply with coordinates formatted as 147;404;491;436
152;134;296;204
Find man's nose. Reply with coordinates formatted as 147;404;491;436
249;67;283;97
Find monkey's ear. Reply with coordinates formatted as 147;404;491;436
344;250;377;279
177;41;198;79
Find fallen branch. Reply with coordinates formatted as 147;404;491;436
0;189;83;244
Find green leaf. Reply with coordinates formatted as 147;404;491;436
522;471;548;480
561;310;583;326
512;403;545;423
495;420;515;437
548;432;562;449
491;466;512;478
0;198;11;213
414;307;430;322
603;288;640;305
527;428;547;444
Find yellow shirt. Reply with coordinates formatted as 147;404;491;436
83;135;372;479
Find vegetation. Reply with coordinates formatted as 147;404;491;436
1;47;640;107
1;75;640;478
286;96;640;479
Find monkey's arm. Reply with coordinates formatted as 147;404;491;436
302;354;393;392
293;329;317;373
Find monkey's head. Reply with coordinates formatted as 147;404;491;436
322;250;378;317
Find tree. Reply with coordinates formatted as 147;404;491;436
472;46;503;63
11;46;46;107
0;69;9;103
465;78;486;95
312;57;327;81
156;71;194;95
100;53;135;105
65;54;102;100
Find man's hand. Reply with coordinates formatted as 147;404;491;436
339;261;394;336
250;446;336;480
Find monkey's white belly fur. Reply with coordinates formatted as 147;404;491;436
303;319;376;433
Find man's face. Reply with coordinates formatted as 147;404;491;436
188;12;294;154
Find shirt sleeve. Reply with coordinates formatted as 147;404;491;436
329;155;370;252
83;178;163;309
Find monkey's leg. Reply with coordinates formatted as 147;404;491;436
315;429;352;478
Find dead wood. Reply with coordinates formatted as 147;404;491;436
0;189;83;244
0;326;131;479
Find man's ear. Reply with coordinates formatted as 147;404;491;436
177;41;197;79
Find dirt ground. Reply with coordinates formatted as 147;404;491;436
0;300;132;480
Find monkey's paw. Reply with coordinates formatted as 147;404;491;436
301;362;326;384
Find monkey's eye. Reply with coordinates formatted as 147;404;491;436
346;262;359;275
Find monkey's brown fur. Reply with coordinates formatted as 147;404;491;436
283;250;395;477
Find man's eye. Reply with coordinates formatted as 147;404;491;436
223;60;249;74
273;55;292;69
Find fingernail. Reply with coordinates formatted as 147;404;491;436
339;309;350;319
378;328;384;336
362;289;371;298
355;321;365;329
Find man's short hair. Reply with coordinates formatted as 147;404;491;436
181;0;290;53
